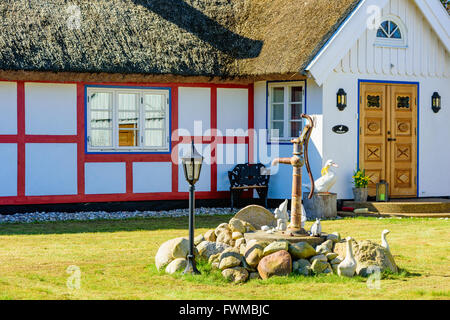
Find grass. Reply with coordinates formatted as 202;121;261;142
0;215;449;300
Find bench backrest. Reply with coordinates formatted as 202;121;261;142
228;163;270;187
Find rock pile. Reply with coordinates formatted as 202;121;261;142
155;207;398;283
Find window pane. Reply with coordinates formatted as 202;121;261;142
290;121;301;138
388;21;398;34
90;129;112;147
145;130;164;147
377;28;388;38
290;103;302;120
90;111;112;129
119;125;139;147
290;87;302;102
90;92;112;110
118;93;138;111
272;104;284;121
272;87;284;103
392;28;402;39
145;111;165;129
271;121;284;138
119;111;139;126
144;94;165;111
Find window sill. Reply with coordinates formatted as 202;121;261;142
87;148;170;154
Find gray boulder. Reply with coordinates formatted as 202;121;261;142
197;241;230;260
222;267;249;284
288;242;317;259
155;237;189;271
165;258;187;274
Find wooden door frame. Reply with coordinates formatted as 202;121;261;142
357;79;420;197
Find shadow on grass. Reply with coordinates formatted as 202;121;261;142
0;215;234;236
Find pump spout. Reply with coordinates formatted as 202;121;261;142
272;157;295;167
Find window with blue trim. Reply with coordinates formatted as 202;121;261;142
87;88;170;152
268;82;304;142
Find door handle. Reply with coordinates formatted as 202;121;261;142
387;138;397;142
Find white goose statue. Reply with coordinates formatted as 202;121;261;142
337;237;357;277
381;229;391;252
303;159;339;193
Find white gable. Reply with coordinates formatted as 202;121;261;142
306;0;450;85
334;0;449;78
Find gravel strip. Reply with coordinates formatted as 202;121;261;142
0;207;342;225
0;207;234;224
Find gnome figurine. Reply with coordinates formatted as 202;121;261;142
274;199;289;231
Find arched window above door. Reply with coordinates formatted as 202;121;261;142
374;16;407;48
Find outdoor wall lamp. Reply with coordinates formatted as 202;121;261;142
181;141;203;275
432;92;441;113
337;88;347;111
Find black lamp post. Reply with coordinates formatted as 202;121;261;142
181;141;203;275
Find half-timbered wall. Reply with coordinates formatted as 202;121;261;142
0;80;253;205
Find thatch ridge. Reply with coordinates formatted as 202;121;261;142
0;0;360;78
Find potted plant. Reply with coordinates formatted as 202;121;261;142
352;169;370;202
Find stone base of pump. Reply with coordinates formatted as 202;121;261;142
303;192;337;219
244;230;326;247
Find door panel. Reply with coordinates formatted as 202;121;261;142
388;85;417;197
360;84;387;196
359;83;417;198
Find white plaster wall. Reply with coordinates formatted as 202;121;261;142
177;143;211;192
0;82;17;134
253;81;325;199
322;71;450;198
178;87;210;136
25;143;77;196
0;143;17;196
217;88;248;136
85;162;126;194
133;162;172;193
25;83;77;135
216;143;248;191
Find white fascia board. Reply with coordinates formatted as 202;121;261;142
305;0;389;86
414;0;450;52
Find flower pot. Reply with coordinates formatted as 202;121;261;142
353;187;368;202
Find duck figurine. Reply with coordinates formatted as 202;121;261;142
337;237;357;277
303;160;338;193
310;218;322;237
381;229;390;252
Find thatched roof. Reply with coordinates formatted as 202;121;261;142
0;0;361;79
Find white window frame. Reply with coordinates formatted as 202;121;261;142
87;87;170;153
374;15;408;48
268;81;305;143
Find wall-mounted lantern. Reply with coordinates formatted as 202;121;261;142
337;89;347;111
376;180;389;202
432;92;441;113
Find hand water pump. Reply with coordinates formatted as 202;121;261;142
272;114;315;235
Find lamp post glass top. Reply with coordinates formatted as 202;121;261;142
182;142;203;185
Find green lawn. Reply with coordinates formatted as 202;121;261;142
0;215;448;300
